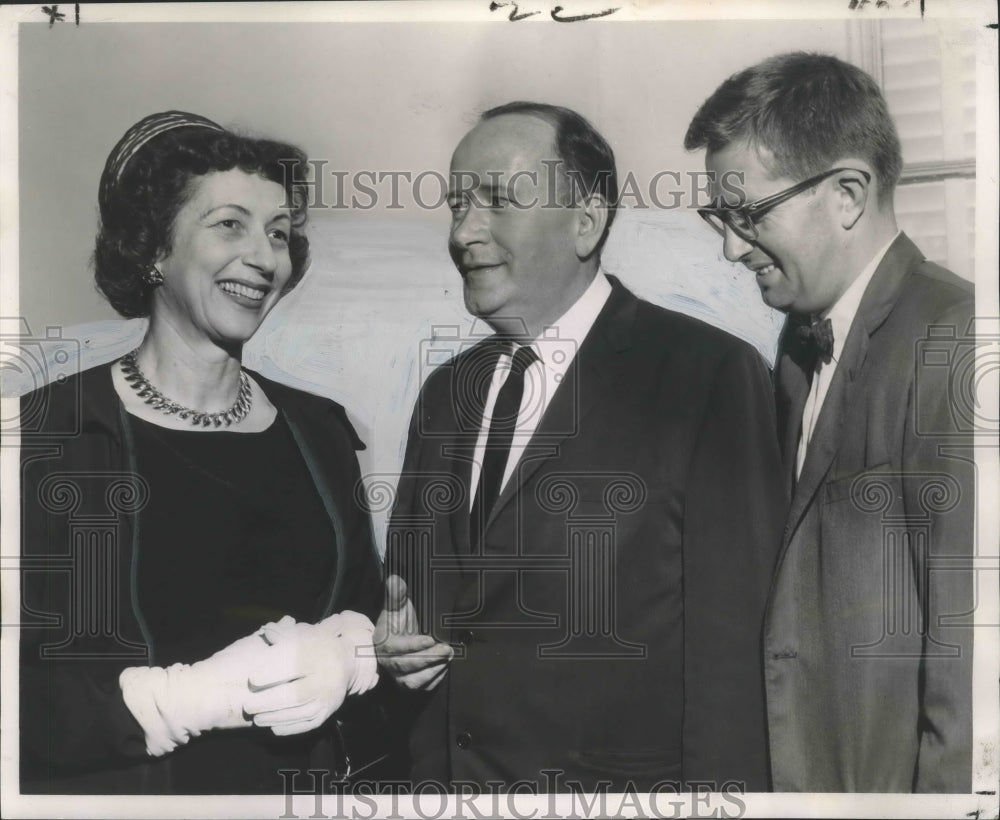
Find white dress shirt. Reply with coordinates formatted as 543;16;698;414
796;231;901;478
469;273;613;509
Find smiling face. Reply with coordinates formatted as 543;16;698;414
705;142;851;315
151;168;293;349
448;114;596;338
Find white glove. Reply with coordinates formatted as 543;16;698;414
119;621;285;757
244;611;378;736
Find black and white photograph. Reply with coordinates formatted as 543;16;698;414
1;1;997;818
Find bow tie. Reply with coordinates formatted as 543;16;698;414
796;317;834;365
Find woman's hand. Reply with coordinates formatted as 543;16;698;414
119;624;277;756
243;611;378;736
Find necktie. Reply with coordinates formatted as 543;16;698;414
470;344;539;551
778;316;822;491
796;317;834;364
790;318;832;486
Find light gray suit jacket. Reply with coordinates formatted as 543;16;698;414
767;233;975;792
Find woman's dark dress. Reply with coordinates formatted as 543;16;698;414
19;364;384;794
129;413;336;793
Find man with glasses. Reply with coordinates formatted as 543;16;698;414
685;52;974;792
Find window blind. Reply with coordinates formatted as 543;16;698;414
878;20;976;282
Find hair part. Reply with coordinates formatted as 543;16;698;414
95;121;311;318
480;101;619;257
684;52;903;203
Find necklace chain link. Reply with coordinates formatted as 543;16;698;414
120;348;253;427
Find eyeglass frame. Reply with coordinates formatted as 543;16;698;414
697;166;872;242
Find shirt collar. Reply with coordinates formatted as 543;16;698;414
516;273;613;380
821;230;900;364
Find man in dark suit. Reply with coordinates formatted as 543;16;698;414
685;52;975;792
375;102;785;793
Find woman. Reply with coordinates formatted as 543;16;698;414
20;112;385;794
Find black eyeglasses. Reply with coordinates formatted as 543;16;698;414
697;167;871;242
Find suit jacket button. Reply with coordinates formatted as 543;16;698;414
456;732;472;750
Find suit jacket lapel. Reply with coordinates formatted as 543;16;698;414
447;437;476;557
484;277;637;529
784;233;924;543
447;341;504;557
785;320;870;535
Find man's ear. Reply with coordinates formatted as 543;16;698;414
575;194;609;259
833;162;874;230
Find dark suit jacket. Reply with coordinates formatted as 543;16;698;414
768;234;975;792
387;276;786;792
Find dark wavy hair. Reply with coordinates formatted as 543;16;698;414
684;52;903;203
481;101;619;257
95;120;311;318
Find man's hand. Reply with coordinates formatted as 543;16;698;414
374;574;453;691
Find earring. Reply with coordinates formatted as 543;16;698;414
143;265;164;287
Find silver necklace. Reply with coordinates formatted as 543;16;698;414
120;348;252;427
